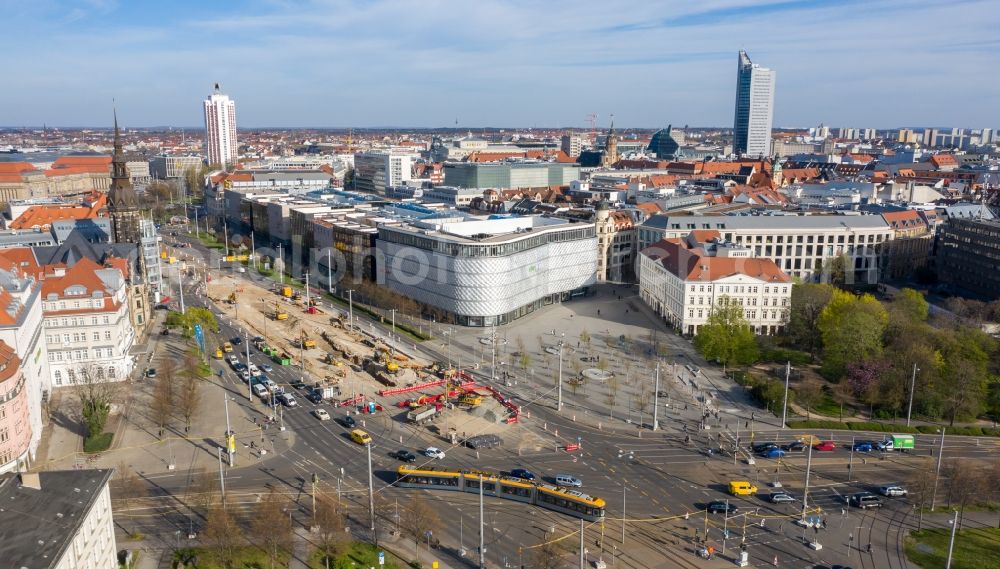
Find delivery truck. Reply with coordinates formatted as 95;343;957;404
877;434;915;452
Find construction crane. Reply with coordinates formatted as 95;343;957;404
586;113;598;142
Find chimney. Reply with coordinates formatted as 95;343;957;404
20;472;41;490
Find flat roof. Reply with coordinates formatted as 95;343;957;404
384;215;585;244
0;469;114;569
653;214;890;231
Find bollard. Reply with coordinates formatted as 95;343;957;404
573;415;576;422
598;422;602;430
555;429;558;436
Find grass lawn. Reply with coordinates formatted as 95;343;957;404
905;527;1000;569
813;392;854;419
173;546;286;568
311;542;404;569
83;432;113;453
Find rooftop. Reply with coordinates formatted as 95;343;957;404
0;469;114;569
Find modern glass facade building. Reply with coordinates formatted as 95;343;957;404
443;163;580;189
733;50;775;158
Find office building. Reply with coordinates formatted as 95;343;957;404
442;162;580;190
376;216;597;326
203;83;238;168
639;214;892;284
733;50;776;157
594;202;636;282
0;469;117;568
648;126;684;159
354;151;412;194
560;134;584;158
936;216;1000;300
639;231;792;335
150;154;204;179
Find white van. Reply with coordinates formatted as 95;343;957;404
253;383;268;399
555;475;582;488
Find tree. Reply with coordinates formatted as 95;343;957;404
817;290;888;379
178;373;202;434
114;462;146;535
787;283;834;356
943;459;988;527
531;534;568;569
313;490;347;562
908;461;937;529
400;495;441;555
579;329;591;347
202;504;241;569
795;379;823;420
830;379;853;421
74;364;121;439
150;362;175;438
937;327;995;425
519;352;532;371
892;288;930;323
693;296;759;368
188;469;218;518
250;488;294;568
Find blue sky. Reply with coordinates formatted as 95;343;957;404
4;0;999;129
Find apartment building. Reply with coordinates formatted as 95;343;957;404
639;231;792;335
42;258;135;387
0;341;31;473
639;214;892;284
594;202;636;282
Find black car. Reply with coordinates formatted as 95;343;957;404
305;390;323;404
290;380;307;390
393;450;417;462
706;501;738;514
342;415;356;428
231;337;242;345
781;441;807;452
751;442;779;453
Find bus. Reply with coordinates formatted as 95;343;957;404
395;466;605;521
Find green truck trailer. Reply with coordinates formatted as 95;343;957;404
878;434;915;452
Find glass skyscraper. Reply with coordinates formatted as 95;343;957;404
733;50;775;158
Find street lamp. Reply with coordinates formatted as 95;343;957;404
946;510;959;569
906;363;920;427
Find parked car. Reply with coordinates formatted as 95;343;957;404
509;468;536;481
313;409;330;421
145;368;157;378
393;450;417;462
424;447;446;460
231;337;242;345
849;492;883;509
555;475;582;488
706;500;738;514
768;492;796;504
781;441;807;452
878;485;908;497
751;442;779;453
260;364;273;373
813;441;837;452
160;328;169;336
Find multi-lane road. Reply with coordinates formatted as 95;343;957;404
138;231;997;568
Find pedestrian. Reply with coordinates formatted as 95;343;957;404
746;421;749;429
253;416;257;425
867;543;872;553
822;519;827;530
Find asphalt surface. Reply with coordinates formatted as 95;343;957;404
127;231;999;569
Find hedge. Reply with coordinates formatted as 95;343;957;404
84;432;114;453
787;420;1000;437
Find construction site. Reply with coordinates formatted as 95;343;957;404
205;273;546;451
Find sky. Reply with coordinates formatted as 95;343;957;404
4;0;1000;129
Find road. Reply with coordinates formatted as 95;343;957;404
128;231;998;568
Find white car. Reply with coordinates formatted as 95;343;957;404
280;393;298;407
313;408;330;421
879;485;908;497
555;475;583;487
424;447;446;460
240;370;251;382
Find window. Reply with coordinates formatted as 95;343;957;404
104;331;111;340
93;332;100;341
54;370;62;386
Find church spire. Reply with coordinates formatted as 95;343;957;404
107;108;141;243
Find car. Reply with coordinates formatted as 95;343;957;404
240;371;251;381
253;383;269;398
290;380;307;390
729;481;758;496
233;362;247;372
751;442;779;453
509;468;536;481
849;492;883;509
252;336;264;343
350;429;372;445
781;441;807;452
279;393;298;407
763;448;787;459
706;500;738;514
231;337;242;345
555;475;582;487
313;409;331;421
160;328;170;336
853;442;874;453
686;364;701;374
813;441;837;452
342;415;356;428
878;485;908;497
260;364;273;373
393;450;417;462
768;492;796;503
424;447;446;460
306;390;323;404
145;368;157;378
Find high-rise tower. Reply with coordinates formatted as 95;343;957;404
203;83;238;168
107;111;141;244
733;50;776;158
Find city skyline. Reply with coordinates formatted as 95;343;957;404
4;0;1000;129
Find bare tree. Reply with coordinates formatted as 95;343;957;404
606;376;618;416
944;459;987;527
202;504;242;569
177;374;202;434
250;488;294;568
314;489;347;562
150;366;174;438
532;534;568;569
400;495;441;555
114;461;147;536
796;379;824;420
74;364;122;439
187;469;218;518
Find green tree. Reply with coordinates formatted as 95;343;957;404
817;290;888;379
936;327;995;425
892;288;930;322
787;283;834;356
693;296;759;367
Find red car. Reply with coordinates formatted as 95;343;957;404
813;441;837;452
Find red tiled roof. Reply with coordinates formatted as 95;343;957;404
643;237;790;284
10;193;108;230
0;340;20;383
635;203;662;214
0;248;42;281
929;154;959;168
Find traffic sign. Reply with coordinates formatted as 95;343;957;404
378;551;384;565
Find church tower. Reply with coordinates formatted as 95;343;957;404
108;111;141;244
602;118;620;168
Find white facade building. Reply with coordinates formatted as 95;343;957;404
377;216;597;326
639;233;792;336
733;50;775;157
638;214;893;284
354;151;412;194
42;258;135;387
203;83;238;168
